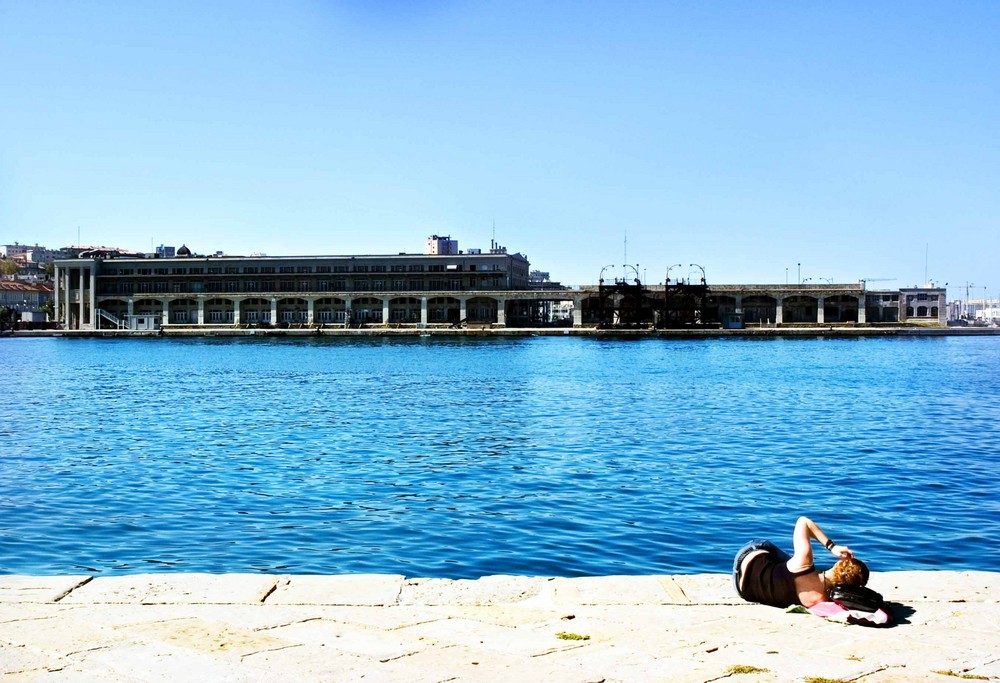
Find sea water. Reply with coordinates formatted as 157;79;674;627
1;335;998;577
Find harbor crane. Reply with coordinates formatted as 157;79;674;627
859;277;896;290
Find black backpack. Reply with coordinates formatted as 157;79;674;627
829;584;885;612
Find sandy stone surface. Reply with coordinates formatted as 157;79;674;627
1;571;996;682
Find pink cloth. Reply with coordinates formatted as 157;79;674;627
808;600;891;626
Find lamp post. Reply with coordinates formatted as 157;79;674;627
785;267;788;285
599;264;615;286
624;264;641;285
666;263;683;285
690;263;706;284
797;262;801;285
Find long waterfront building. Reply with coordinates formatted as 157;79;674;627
53;243;946;330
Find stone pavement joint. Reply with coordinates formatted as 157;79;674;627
1;571;997;682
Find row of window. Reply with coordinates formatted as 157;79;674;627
103;263;508;276
98;277;506;295
167;307;487;324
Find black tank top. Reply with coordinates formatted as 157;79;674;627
742;551;815;608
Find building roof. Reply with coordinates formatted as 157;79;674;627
0;281;52;293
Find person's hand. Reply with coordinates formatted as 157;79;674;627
831;544;853;559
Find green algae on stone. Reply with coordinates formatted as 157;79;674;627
933;671;989;680
725;664;769;674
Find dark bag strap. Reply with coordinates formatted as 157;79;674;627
830;584;884;612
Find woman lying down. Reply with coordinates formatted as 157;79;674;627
733;516;890;626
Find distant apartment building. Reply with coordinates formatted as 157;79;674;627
2;242;68;281
0;280;53;313
424;235;459;255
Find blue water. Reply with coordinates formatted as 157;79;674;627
1;336;998;577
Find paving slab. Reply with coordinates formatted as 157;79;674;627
265;573;405;606
398;574;549;606
551;575;669;606
0;575;91;604
60;573;278;605
0;571;996;682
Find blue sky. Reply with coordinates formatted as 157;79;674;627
2;1;997;296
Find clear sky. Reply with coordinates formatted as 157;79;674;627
2;1;997;296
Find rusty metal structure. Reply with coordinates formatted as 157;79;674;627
658;280;718;328
596;278;653;328
594;272;720;329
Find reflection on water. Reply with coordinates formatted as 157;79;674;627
1;335;998;577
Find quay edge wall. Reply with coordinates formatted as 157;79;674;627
9;326;999;340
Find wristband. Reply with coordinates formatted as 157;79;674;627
824;539;835;551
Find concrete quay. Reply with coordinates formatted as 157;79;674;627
9;325;1000;339
1;571;997;682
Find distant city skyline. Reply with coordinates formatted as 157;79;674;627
2;2;997;296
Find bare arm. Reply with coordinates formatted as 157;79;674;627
789;516;853;572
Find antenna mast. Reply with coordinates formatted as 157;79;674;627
623;231;628;280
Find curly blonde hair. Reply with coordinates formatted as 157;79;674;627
830;557;869;586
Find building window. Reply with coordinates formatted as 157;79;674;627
332;279;346;290
296;266;313;273
261;267;275;274
354;265;369;273
244;267;259;274
334;266;349;273
408;265;425;272
280;280;294;291
225;267;239;274
279;266;294;273
390;265;406;272
391;279;405;290
317;266;331;273
917;306;928;316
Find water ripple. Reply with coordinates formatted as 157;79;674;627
1;335;998;577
